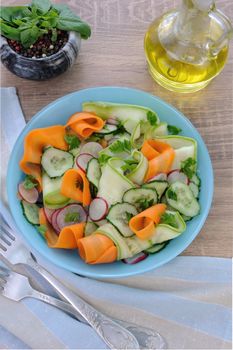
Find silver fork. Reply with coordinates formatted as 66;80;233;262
0;218;139;350
0;267;166;349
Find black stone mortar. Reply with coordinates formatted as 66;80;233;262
0;31;81;80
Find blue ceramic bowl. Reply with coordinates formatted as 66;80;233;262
7;87;214;278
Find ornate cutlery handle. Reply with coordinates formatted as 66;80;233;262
27;258;139;349
29;288;167;349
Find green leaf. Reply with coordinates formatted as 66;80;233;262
23;175;38;190
121;158;138;174
31;0;51;14
37;224;47;237
98;154;111;166
109;139;132;154
56;17;91;39
0;6;28;22
147;111;158;126
20;25;40;47
64;212;79;223
160;212;178;228
181;157;196;179
0;20;20;40
125;211;134;222
136;197;154;211
167;189;177;201
167;125;182;135
64;134;81;150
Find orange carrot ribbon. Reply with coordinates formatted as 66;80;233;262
142;140;175;181
39;208;85;249
61;168;91;206
78;233;117;264
66;112;105;139
129;204;167;240
20;125;68;190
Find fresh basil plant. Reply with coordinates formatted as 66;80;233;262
0;0;91;48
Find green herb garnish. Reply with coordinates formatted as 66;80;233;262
147;111;158;126
109;139;132;153
121;158;138;174
0;0;91;48
160;213;178;228
64;134;81;150
98;154;111;166
167;125;182;135
37;224;47;237
125;211;134;222
167;189;177;201
181;157;196;179
136;198;154;211
64;212;79;223
23;175;37;190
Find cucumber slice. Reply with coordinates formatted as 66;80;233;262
21;200;39;225
86;158;101;188
69;147;81;157
144;242;168;254
126;150;148;185
95;124;118;135
82;101;160;133
189;182;199;198
143;180;168;200
155;136;197;171
182;215;192;222
123;188;158;211
97;158;134;206
42;172;70;209
166;182;200;217
190;174;201;187
41;147;73;178
151;123;168;137
96;223;131;259
84;222;98;236
106;202;138;237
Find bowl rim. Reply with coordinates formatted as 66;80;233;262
0;31;80;62
7;86;214;278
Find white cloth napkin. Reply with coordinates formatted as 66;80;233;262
0;87;232;349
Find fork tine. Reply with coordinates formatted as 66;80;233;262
0;219;15;241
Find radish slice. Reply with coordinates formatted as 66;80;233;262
80;142;103;158
106;118;118;126
167;170;188;185
108;135;119;145
44;208;56;224
148;173;167;182
89;197;108;222
122;252;148;264
76;153;93;172
51;209;61;233
56;204;87;231
18;183;39;204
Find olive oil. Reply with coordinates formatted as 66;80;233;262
144;0;233;94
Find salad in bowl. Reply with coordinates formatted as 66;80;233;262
18;101;201;265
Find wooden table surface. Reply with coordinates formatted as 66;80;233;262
1;0;233;257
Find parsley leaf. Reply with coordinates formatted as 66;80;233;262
181;157;196;179
64;134;81;150
64;212;79;223
121;158;138;174
136;197;154;211
125;211;134;222
109;139;132;153
37;224;47;237
168;125;182;135
98;154;111;166
167;189;177;201
23;175;37;190
160;212;178;228
147;111;158;126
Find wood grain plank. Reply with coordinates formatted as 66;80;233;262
1;0;232;257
